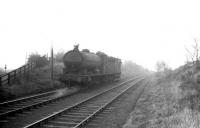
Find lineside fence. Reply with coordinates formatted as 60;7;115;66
0;62;37;86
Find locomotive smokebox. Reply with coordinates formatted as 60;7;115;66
63;46;101;69
63;50;82;67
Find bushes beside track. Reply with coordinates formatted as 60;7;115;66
0;63;65;102
123;68;200;127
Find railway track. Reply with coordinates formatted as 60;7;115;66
0;75;133;122
0;87;79;122
0;76;143;128
22;77;146;128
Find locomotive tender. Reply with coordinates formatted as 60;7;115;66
60;45;121;85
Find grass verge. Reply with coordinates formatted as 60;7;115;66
123;77;200;128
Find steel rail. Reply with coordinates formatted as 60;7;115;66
76;79;149;128
0;76;138;121
0;73;133;106
0;89;58;106
0;72;135;106
0;88;77;119
23;76;145;128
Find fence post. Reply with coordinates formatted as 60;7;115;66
28;64;30;73
0;76;2;86
19;67;21;76
7;74;10;85
27;64;29;80
30;63;32;70
14;70;17;80
24;65;26;74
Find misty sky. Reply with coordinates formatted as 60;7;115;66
1;0;200;71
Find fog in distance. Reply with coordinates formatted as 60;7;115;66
1;0;200;71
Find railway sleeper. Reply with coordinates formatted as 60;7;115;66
7;105;26;109
5;116;16;120
92;101;109;104
79;104;101;107
104;106;116;109
0;108;15;112
79;105;102;108
74;107;97;111
92;116;104;119
42;124;68;128
0;119;9;123
56;117;82;122
48;120;77;127
63;112;90;116
73;108;95;111
86;99;109;104
70;109;95;113
60;114;86;119
84;122;98;128
67;112;91;116
100;110;112;114
22;111;33;114
54;120;81;124
88;102;107;105
16;113;28;117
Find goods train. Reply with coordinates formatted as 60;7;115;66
60;45;121;86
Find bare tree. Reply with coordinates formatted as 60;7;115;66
185;38;200;69
155;61;169;73
155;61;172;81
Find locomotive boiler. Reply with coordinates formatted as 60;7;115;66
60;45;121;86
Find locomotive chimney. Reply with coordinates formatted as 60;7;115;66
74;44;79;51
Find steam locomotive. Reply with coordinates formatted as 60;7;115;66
60;45;121;86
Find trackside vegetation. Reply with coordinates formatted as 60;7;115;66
124;60;200;128
0;53;65;101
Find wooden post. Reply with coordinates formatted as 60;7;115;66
7;74;10;85
27;64;29;74
27;64;30;80
0;76;2;86
14;70;17;79
4;64;7;73
51;46;54;80
19;67;22;78
24;65;26;74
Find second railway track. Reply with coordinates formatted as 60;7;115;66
0;87;78;120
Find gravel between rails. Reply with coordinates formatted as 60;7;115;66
0;76;137;128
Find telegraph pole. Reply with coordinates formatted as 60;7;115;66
4;64;7;73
